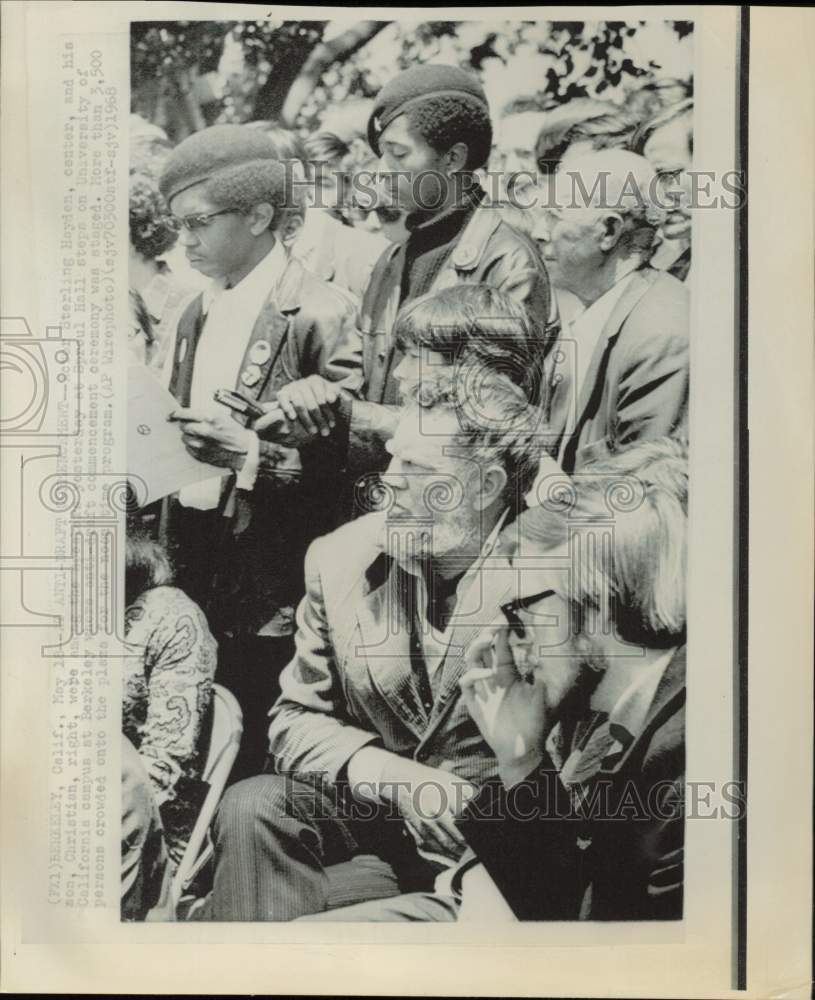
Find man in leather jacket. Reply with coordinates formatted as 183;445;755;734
255;64;557;520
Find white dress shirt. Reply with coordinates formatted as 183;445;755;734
177;241;287;510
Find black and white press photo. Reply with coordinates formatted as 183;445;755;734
124;15;694;925
3;4;813;998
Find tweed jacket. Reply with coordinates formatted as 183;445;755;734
545;266;689;473
268;511;518;790
459;646;686;921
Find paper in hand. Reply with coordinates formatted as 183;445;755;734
127;365;228;506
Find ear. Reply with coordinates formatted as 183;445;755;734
445;141;470;174
248;202;276;236
598;212;625;252
277;209;305;246
473;463;508;512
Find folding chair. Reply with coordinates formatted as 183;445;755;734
170;683;243;913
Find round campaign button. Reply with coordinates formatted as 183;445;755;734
241;364;262;387
249;340;272;365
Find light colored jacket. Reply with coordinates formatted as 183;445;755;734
268;511;515;789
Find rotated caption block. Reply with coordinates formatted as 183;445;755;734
1;37;126;918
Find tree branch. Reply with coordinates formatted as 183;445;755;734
280;21;389;126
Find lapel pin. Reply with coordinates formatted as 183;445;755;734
249;339;272;365
240;364;262;388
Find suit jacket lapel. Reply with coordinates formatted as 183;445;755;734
233;256;304;403
424;553;516;736
555;268;657;466
168;294;206;406
597;644;686;778
355;562;428;737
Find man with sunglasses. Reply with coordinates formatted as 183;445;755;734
153;125;363;777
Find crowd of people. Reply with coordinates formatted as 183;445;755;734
124;60;691;923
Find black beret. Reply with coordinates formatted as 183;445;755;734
367;64;489;156
159;124;283;204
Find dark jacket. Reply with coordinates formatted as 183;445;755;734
331;199;556;508
458;646;686;921
164;255;362;635
545;267;689;473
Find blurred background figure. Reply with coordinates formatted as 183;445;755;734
492;110;548;177
533;98;619;176
248;119;390;300
128;173;202;371
344;144;410;245
130;113;173;179
557;109;641;162
124;533;217;870
303;130;353;222
532;149;689;472
631;99;694;281
623;77;691;122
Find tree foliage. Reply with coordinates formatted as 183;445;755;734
130;19;692;141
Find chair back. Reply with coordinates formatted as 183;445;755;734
170;683;242;908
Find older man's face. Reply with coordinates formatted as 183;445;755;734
535;200;603;298
644;117;693;242
381;405;483;567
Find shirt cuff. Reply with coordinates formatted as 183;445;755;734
235;431;260;492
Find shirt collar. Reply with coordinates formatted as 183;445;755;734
606;646;678;741
571;268;638;336
201;240;287;315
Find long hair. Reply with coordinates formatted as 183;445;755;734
512;438;688;648
630;98;694;158
393;283;548;408
125;534;173;608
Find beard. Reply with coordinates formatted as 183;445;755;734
511;632;608;718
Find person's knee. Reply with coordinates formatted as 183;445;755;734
214;775;291;841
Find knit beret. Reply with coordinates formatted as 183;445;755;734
367;64;490;156
158;124;284;204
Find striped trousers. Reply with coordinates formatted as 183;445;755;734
209;773;439;921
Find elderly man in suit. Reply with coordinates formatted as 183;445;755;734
316;437;687;921
531;149;689;476
207;369;543;920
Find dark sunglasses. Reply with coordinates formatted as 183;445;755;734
499;589;556;638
